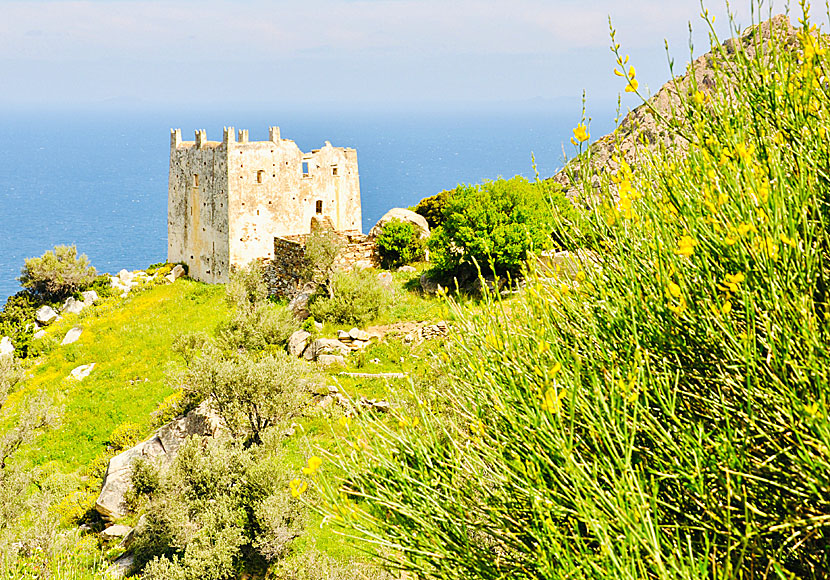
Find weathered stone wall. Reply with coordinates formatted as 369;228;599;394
168;129;230;284
264;231;379;298
168;126;362;285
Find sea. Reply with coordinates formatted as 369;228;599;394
0;106;613;303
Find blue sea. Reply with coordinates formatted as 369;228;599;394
0;106;612;303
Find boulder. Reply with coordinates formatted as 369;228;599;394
61;297;85;315
101;524;133;541
305;338;350;361
81;290;99;305
369;208;430;239
288;291;313;321
377;271;393;288
337;330;351;341
105;552;135;579
317;354;346;367
69;363;95;381
95;401;224;520
0;337;13;358
348;327;370;341
165;264;186;284
35;305;58;326
118;269;134;285
287;330;312;358
398;265;417;273
61;326;83;346
33;330;46;340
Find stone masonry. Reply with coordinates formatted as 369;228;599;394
168;126;362;284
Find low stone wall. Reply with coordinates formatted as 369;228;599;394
264;231;379;298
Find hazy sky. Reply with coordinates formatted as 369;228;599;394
0;1;808;111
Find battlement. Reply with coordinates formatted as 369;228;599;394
169;126;359;153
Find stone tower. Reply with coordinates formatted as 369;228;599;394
167;126;361;283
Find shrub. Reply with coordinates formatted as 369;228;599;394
216;303;298;352
18;245;96;300
308;269;389;326
0;291;39;358
375;219;425;269
130;436;305;578
182;347;307;443
412;188;451;229
318;10;830;580
108;422;143;451
303;229;345;298
427;176;575;279
225;261;268;312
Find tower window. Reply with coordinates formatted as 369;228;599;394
302;161;310;177
257;170;265;183
192;174;199;187
332;166;339;176
316;200;323;214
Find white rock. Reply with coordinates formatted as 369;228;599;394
69;363;95;381
338;330;352;341
35;305;58;325
369;208;430;239
377;272;393;287
101;524;133;540
61;326;83;346
287;330;311;357
0;337;14;358
351;260;374;271
305;338;350;360
33;330;46;340
81;290;99;305
348;327;370;341
398;265;417;273
118;269;134;284
169;264;186;280
317;395;335;408
314;321;323;331
61;297;85;315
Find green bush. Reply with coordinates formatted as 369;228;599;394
18;245;96;300
108;422;143;451
308;269;389;326
217;303;298;352
130;436;305;578
375;219;425;269
0;291;38;358
303;229;345;299
182;347;307;444
412;189;451;229
318;10;830;580
427;176;576;279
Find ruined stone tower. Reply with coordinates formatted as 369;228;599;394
167;126;361;283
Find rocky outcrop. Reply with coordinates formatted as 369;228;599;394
369;208;430;239
69;363;95;380
95;401;224;520
554;15;797;202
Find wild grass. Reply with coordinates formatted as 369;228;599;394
11;279;230;471
315;5;830;580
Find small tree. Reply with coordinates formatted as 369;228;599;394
19;245;96;300
375;219;425;269
308;269;389;325
183;348;307;444
303;230;344;298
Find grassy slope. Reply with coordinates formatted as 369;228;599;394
10;279;230;471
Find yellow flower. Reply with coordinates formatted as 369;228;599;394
720;272;745;293
666;282;682;298
625;78;639;93
289;479;308;498
541;387;567;414
734;142;755;161
780;233;796;247
757;237;779;261
737;222;757;236
692;91;706;106
559;282;570;295
302;456;323;476
675;235;696;257
573;123;590;143
667;296;687;314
